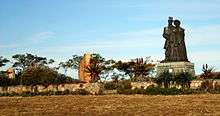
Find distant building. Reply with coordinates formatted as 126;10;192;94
78;53;92;82
6;67;15;79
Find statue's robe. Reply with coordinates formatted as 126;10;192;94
163;25;175;61
173;27;188;61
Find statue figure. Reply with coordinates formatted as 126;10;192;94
173;19;188;61
162;17;175;62
162;17;188;62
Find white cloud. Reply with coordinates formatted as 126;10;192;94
0;44;18;49
189;50;220;74
186;25;220;46
190;51;220;64
30;31;55;43
39;28;163;54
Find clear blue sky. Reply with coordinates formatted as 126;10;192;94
0;0;220;76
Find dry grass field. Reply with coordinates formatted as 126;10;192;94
0;94;220;116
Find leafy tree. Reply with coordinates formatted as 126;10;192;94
10;53;55;82
21;66;72;86
59;61;72;75
114;57;155;81
11;53;55;78
200;64;214;79
58;55;83;77
155;71;173;88
0;56;9;68
174;72;195;89
68;55;83;69
86;53;115;82
12;53;54;70
68;53;115;82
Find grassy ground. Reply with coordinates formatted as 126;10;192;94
0;94;219;116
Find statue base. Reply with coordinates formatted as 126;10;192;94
156;61;195;77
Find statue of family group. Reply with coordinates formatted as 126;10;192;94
162;17;188;62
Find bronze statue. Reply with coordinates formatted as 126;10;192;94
162;17;175;61
162;17;188;62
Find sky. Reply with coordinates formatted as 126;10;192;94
0;0;220;77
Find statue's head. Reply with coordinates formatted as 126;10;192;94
168;17;173;25
174;20;181;27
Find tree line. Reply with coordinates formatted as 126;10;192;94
0;53;156;86
0;53;219;87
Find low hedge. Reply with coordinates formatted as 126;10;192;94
0;89;90;97
117;87;220;95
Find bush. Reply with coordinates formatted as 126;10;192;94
174;72;195;89
71;89;90;95
116;80;132;94
117;87;182;95
0;73;20;86
155;71;173;88
21;91;37;97
20;66;74;86
104;82;118;90
215;82;220;91
200;80;214;91
144;87;182;95
0;74;11;86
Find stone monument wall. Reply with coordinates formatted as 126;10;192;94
78;53;92;82
0;83;103;95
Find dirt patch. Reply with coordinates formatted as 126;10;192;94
0;94;220;116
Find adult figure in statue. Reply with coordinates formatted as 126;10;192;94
162;17;175;62
173;19;188;61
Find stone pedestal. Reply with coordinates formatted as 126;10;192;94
156;61;195;77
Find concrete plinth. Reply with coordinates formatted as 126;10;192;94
156;61;195;77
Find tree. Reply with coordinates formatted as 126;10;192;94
12;53;54;72
68;53;115;82
58;55;83;77
114;57;155;81
68;55;83;69
86;53;115;82
12;53;54;70
200;64;214;79
58;60;73;76
0;56;9;68
174;72;195;89
11;53;55;80
21;66;72;86
155;71;173;88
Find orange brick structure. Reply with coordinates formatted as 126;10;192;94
78;53;92;82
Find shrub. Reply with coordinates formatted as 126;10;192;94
144;87;182;95
20;66;74;86
62;89;70;95
215;82;220;91
117;87;183;95
104;82;118;90
200;80;214;91
72;89;90;95
116;80;132;94
155;71;173;88
174;72;195;89
132;88;146;94
117;80;132;90
0;74;10;86
21;91;37;97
